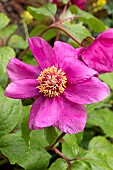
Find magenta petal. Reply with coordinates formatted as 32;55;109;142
28;37;57;70
54;96;86;134
4;79;39;99
64;77;110;104
60;57;97;84
97;28;113;39
54;41;77;65
6;58;41;81
30;96;62;129
82;29;113;73
71;0;86;9
29;95;46;130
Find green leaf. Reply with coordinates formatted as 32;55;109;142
44;127;58;145
22;51;37;66
88;136;113;169
99;72;113;90
28;3;57;21
71;160;91;170
84;150;112;170
81;36;94;47
30;25;57;41
21;106;31;146
62;134;86;159
30;25;46;37
63;23;91;46
0;46;15;78
48;158;67;170
0;131;51;170
70;5;107;32
0;86;22;135
86;97;109;114
8;35;28;49
0;13;10;30
0;73;8;89
0;24;18;39
87;108;113;138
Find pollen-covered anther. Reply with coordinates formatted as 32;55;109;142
37;66;67;97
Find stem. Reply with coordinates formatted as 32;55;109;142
61;4;68;20
23;22;29;40
18;20;82;59
51;24;81;46
18;46;29;60
0;158;8;165
50;132;66;148
51;146;71;170
60;15;78;24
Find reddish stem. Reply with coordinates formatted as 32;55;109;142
51;146;71;170
50;132;66;148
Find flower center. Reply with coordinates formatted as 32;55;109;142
37;66;67;97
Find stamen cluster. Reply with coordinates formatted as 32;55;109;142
37;66;67;97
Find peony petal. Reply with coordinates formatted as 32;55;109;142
71;0;86;9
60;57;97;84
29;95;46;130
54;41;77;65
5;79;40;99
82;29;113;73
30;96;63;129
6;58;41;81
97;28;113;39
54;96;86;134
64;77;110;104
28;37;57;70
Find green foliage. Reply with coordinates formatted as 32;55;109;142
0;13;10;30
21;106;31;146
0;2;113;170
70;5;108;32
0;24;18;40
48;158;67;170
0;131;51;170
30;25;57;41
44;127;58;145
0;86;22;136
28;3;57;21
63;23;91;46
99;72;113;90
8;35;28;49
71;161;91;170
0;46;15;77
62;134;86;159
87;108;113;138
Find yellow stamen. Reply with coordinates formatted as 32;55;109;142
37;66;67;97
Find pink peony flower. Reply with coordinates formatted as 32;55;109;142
81;29;113;74
5;37;110;134
51;0;86;9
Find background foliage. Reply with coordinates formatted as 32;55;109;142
0;0;113;170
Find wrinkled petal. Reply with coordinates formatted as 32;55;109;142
54;96;86;134
28;37;57;70
74;47;85;60
60;57;97;84
54;41;77;65
82;29;113;73
6;58;41;81
29;96;63;129
5;79;39;99
64;77;110;104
